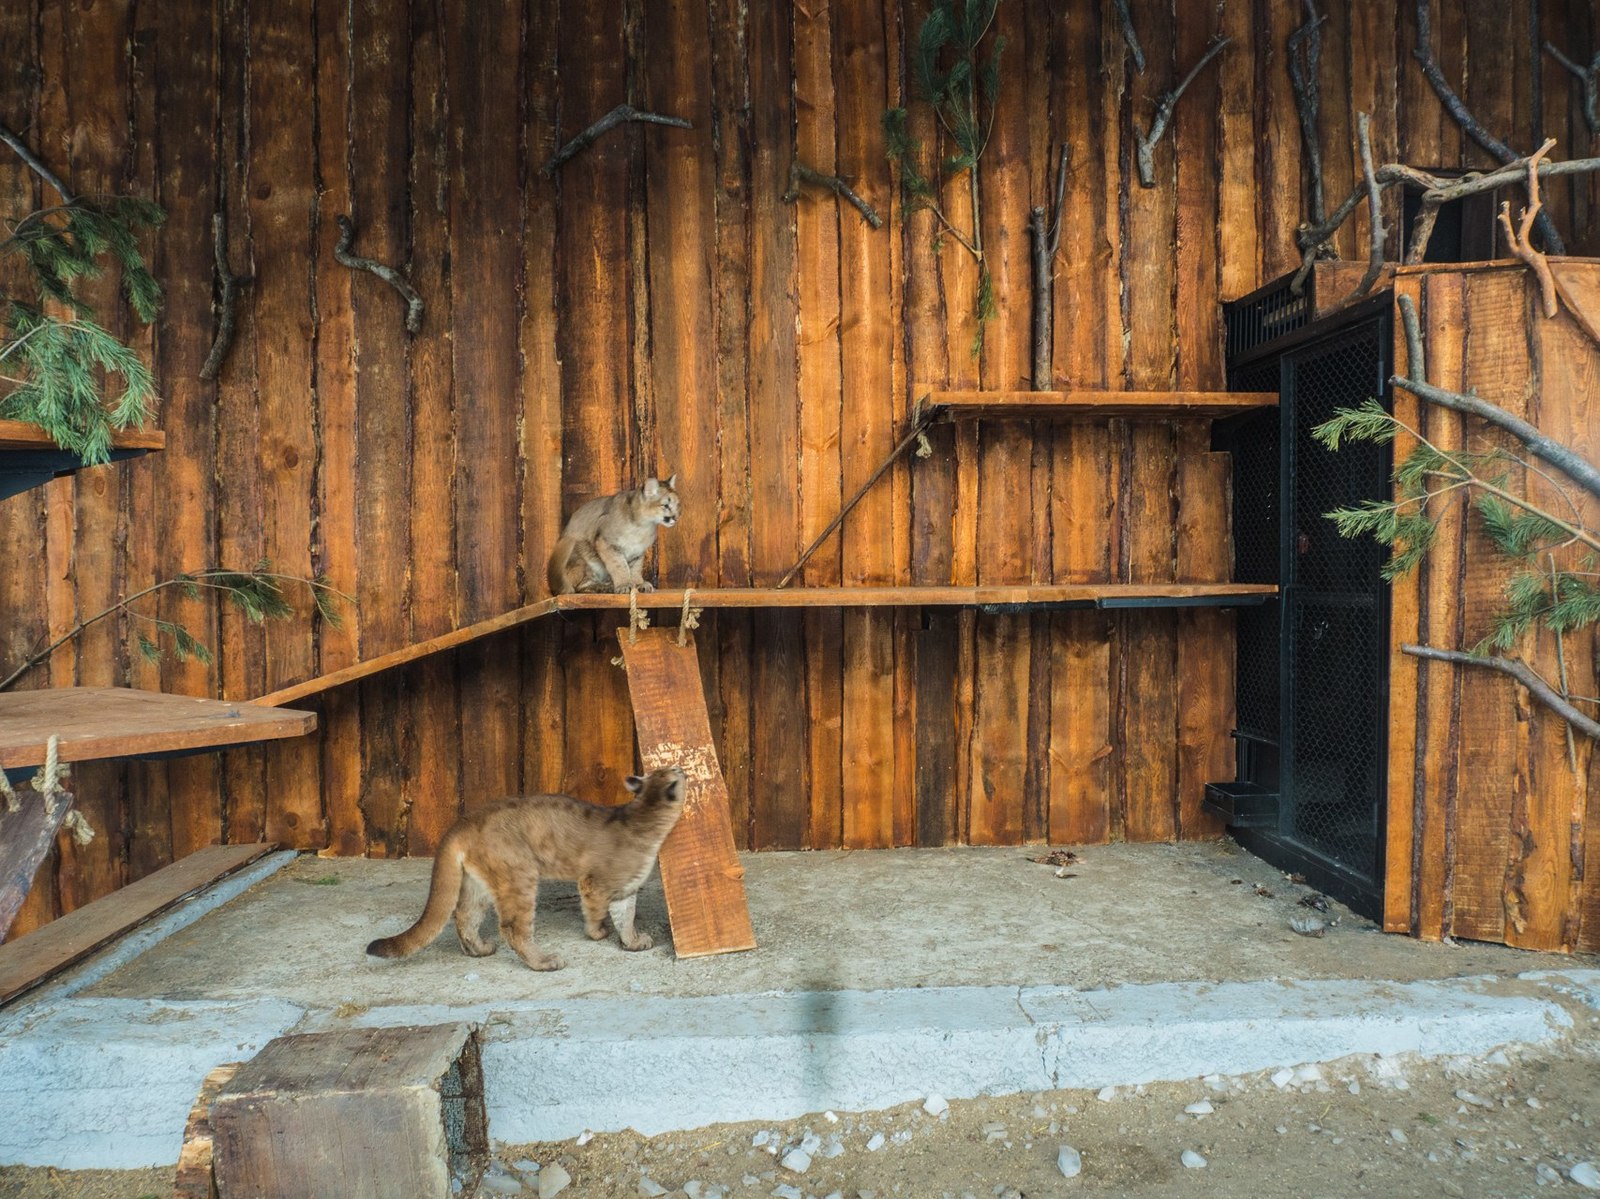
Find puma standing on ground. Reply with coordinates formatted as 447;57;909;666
547;474;680;595
366;766;687;970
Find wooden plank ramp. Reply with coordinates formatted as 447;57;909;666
617;627;755;958
0;843;274;1004
0;778;77;942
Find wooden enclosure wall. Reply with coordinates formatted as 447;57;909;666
1385;263;1600;954
3;0;1598;937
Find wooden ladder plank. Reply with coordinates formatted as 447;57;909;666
0;779;76;942
617;628;756;958
0;843;275;1004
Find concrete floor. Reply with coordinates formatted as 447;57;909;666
87;841;1577;1006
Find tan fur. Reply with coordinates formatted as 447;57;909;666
547;474;681;595
366;767;686;970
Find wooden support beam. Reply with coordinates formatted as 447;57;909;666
927;389;1278;420
617;627;756;958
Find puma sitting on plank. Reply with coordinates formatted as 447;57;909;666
547;474;680;595
366;766;686;970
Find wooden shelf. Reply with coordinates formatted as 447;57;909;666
0;687;316;769
256;583;1278;708
0;421;165;503
925;389;1277;420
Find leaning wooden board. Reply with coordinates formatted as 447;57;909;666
0;843;274;1004
617;628;756;958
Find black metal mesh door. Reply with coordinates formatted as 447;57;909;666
1280;320;1391;903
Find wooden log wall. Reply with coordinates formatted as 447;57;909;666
3;0;1597;938
1385;262;1600;955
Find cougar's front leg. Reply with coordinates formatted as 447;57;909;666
593;537;639;594
610;893;653;951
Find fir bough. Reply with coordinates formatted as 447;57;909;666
0;196;164;463
883;0;1003;357
1314;401;1600;656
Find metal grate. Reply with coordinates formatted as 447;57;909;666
1225;360;1281;748
1281;322;1390;891
1224;274;1315;364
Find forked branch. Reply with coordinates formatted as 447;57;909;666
1134;38;1230;187
783;161;883;229
334;215;424;335
1545;42;1600;135
1403;644;1600;741
542;105;691;176
1497;139;1559;317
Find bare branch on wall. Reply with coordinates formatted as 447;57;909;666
1413;0;1565;253
1403;643;1600;741
1287;0;1329;229
1545;42;1600;136
1029;141;1069;390
200;208;253;381
1134;37;1230;188
542;104;692;176
1346;112;1388;303
1497;138;1560;318
333;215;424;335
782;161;883;229
0;120;73;203
1113;0;1145;74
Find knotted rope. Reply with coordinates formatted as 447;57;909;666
677;588;703;647
5;735;94;846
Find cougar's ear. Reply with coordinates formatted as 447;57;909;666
643;477;661;499
665;473;677;491
624;775;645;794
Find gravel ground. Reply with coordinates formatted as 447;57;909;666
4;1038;1597;1198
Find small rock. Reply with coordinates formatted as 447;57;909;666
741;1177;760;1188
637;1178;668;1198
1289;913;1327;937
1455;1089;1494;1109
1528;1097;1544;1109
1293;1065;1323;1084
1390;1128;1408;1144
1348;1081;1361;1096
1536;1163;1564;1185
866;1133;886;1152
1181;1150;1207;1169
452;1179;463;1194
1275;1126;1288;1135
512;1160;541;1175
924;1094;950;1117
891;1130;913;1145
1270;1069;1295;1089
1056;1145;1082;1178
1047;1121;1060;1135
770;1186;804;1199
821;1137;845;1159
683;1182;707;1199
1031;1104;1048;1118
825;1111;839;1123
753;1131;771;1148
574;1131;593;1146
1184;1100;1214;1116
1571;1161;1600;1190
799;1132;823;1156
538;1164;571;1199
982;1122;1007;1143
1485;1050;1510;1067
481;1166;524;1195
1097;1086;1117;1102
823;1192;843;1199
780;1149;812;1174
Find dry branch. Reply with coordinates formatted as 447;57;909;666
1029;142;1069;389
1414;0;1564;253
1403;643;1600;741
200;208;252;381
1287;0;1328;228
1497;139;1559;318
0;120;73;203
1135;38;1230;187
333;215;423;335
1545;42;1600;135
543;104;691;176
1346;112;1387;303
1394;294;1600;503
1113;0;1145;74
782;161;883;229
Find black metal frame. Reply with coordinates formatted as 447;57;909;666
1210;287;1394;920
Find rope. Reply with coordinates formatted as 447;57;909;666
626;587;650;644
0;766;16;814
34;734;64;795
677;588;703;647
21;734;94;845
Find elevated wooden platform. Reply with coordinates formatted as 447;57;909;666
255;583;1279;707
0;687;316;769
925;389;1278;420
0;421;165;502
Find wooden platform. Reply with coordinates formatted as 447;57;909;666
255;583;1278;707
0;843;274;1003
0;421;165;503
0;687;317;769
925;389;1279;419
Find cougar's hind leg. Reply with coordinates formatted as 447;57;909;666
495;877;564;972
453;869;497;956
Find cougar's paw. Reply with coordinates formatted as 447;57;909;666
621;932;654;952
459;938;496;958
585;919;612;941
523;952;566;972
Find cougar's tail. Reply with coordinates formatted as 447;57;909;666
366;834;466;959
547;536;575;595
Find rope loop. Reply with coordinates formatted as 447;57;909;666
677;588;703;646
